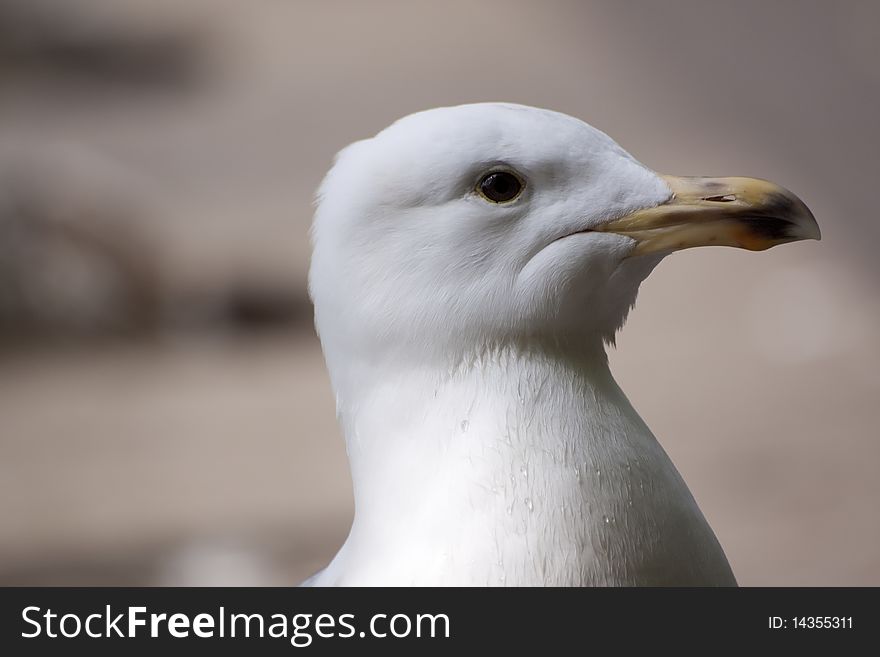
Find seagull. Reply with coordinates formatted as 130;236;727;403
304;103;819;586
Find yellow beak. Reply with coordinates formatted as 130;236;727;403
596;175;820;256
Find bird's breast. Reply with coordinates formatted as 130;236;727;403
335;355;735;586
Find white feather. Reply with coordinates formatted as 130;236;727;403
306;103;735;586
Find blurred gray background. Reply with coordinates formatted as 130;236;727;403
1;0;878;585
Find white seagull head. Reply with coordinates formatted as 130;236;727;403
309;103;818;391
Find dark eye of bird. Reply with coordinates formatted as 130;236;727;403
478;171;523;203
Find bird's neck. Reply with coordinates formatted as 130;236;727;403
341;340;619;491
326;341;729;585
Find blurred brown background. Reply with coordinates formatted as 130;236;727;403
1;0;878;586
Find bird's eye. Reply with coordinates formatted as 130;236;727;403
477;171;524;203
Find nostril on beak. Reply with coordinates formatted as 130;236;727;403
704;194;736;203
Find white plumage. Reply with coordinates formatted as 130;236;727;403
305;103;818;586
